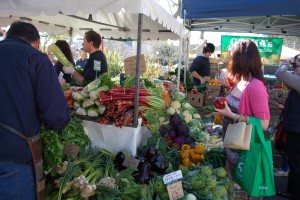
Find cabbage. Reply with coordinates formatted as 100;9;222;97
98;105;106;115
73;101;81;110
173;137;184;148
169;114;182;127
82;99;95;108
168;128;176;140
81;90;89;98
175;123;190;136
72;92;85;101
75;107;87;116
89;85;109;100
87;107;99;117
95;100;101;107
84;78;101;92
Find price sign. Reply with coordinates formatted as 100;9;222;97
167;181;184;200
122;156;140;170
63;143;80;158
163;170;183;185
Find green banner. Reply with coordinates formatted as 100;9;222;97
221;36;283;65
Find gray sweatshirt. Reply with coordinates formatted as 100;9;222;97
275;60;300;94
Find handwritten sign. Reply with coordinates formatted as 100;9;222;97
124;54;146;75
122;156;140;170
167;181;184;200
63;143;80;159
163;170;183;185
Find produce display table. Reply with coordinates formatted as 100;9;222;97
82;119;152;156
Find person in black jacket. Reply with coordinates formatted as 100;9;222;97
0;21;69;199
189;43;215;86
63;31;108;86
275;54;300;199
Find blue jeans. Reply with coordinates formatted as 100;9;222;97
0;162;36;200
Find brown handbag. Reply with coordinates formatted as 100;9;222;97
223;121;252;150
0;121;45;200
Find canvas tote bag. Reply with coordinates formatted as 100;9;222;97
223;120;252;150
234;117;276;197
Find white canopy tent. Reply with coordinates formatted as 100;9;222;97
0;0;182;40
0;0;186;127
280;46;300;60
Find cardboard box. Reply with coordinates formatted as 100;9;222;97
124;54;146;75
187;92;205;108
204;85;221;106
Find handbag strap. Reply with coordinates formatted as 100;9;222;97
249;117;275;188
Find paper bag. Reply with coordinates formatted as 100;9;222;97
224;122;252;150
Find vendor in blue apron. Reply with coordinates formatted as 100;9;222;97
63;30;108;86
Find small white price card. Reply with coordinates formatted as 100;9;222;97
163;170;183;185
122;156;140;170
167;181;184;200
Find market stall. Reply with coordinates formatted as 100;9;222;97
43;75;230;199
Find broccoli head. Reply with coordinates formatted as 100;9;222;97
153;179;166;194
212;185;227;198
200;165;213;177
216;167;227;178
190;175;206;189
205;176;217;190
198;187;211;197
159;191;170;200
218;177;231;190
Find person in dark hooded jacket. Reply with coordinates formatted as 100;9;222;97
275;54;300;199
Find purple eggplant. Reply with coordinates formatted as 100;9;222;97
135;162;152;184
150;155;169;174
146;146;158;161
114;151;126;171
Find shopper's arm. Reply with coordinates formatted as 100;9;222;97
275;60;300;93
191;71;205;84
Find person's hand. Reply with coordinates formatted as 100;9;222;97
213;101;235;119
219;68;231;87
63;65;75;75
275;101;284;110
200;79;205;85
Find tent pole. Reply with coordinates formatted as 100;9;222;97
177;22;183;91
133;13;143;128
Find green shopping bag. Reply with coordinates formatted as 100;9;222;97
234;117;276;197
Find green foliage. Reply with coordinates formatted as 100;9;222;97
99;72;114;89
174;67;194;92
105;50;124;77
41;128;64;172
40;33;70;53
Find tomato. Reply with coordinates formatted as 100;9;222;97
213;97;228;109
228;78;235;86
